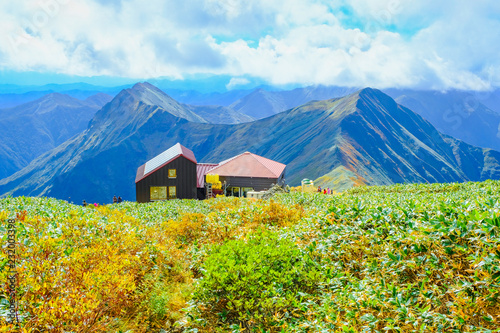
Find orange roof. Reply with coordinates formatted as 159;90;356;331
207;152;285;178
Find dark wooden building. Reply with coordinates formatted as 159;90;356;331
135;143;197;203
136;144;286;202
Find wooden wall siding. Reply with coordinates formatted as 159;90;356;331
136;156;197;203
219;176;279;192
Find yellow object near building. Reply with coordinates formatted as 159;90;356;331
206;174;222;189
206;174;219;183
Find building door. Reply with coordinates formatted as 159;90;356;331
231;187;240;197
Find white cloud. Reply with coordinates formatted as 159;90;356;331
0;0;499;90
226;77;250;90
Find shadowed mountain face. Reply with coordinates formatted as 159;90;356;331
1;84;499;203
0;92;111;180
384;89;500;152
221;86;500;153
229;88;290;119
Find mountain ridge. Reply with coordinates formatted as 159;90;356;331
1;84;500;203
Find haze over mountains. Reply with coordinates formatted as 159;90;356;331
388;90;500;152
0;93;112;180
1;82;499;203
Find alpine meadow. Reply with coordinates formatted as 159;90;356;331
1;181;500;331
2;0;500;332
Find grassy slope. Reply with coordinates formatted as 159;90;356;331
0;181;499;332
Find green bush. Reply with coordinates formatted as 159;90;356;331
191;231;323;330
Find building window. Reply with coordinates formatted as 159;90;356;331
242;187;254;198
227;187;240;197
168;169;177;179
168;186;176;199
150;186;167;201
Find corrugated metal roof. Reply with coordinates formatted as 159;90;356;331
207;152;285;178
196;163;219;188
135;143;197;183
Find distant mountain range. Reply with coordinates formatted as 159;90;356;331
175;85;500;153
0;84;258;181
1;82;499;203
2;83;499;153
0;92;112;180
386;89;500;152
0;83;125;109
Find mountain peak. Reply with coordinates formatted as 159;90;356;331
89;82;206;130
357;87;383;97
131;81;159;92
1;92;85;117
125;82;176;106
37;92;81;104
355;87;399;111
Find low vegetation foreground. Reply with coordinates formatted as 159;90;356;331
1;181;500;332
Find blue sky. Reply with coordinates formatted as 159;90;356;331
0;0;499;91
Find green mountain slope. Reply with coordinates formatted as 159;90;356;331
1;85;499;203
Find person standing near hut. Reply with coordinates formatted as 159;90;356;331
113;195;117;204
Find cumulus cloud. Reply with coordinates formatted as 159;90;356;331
0;0;498;90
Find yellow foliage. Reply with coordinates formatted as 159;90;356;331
290;185;318;193
164;213;206;244
0;195;302;331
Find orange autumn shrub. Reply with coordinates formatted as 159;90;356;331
240;199;304;228
1;195;304;332
0;199;196;332
164;213;206;244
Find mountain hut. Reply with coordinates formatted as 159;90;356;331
135;143;286;202
135;143;197;203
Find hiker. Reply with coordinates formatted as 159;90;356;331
117;196;122;203
327;187;331;194
323;189;327;194
317;186;322;193
113;195;117;204
82;200;87;207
